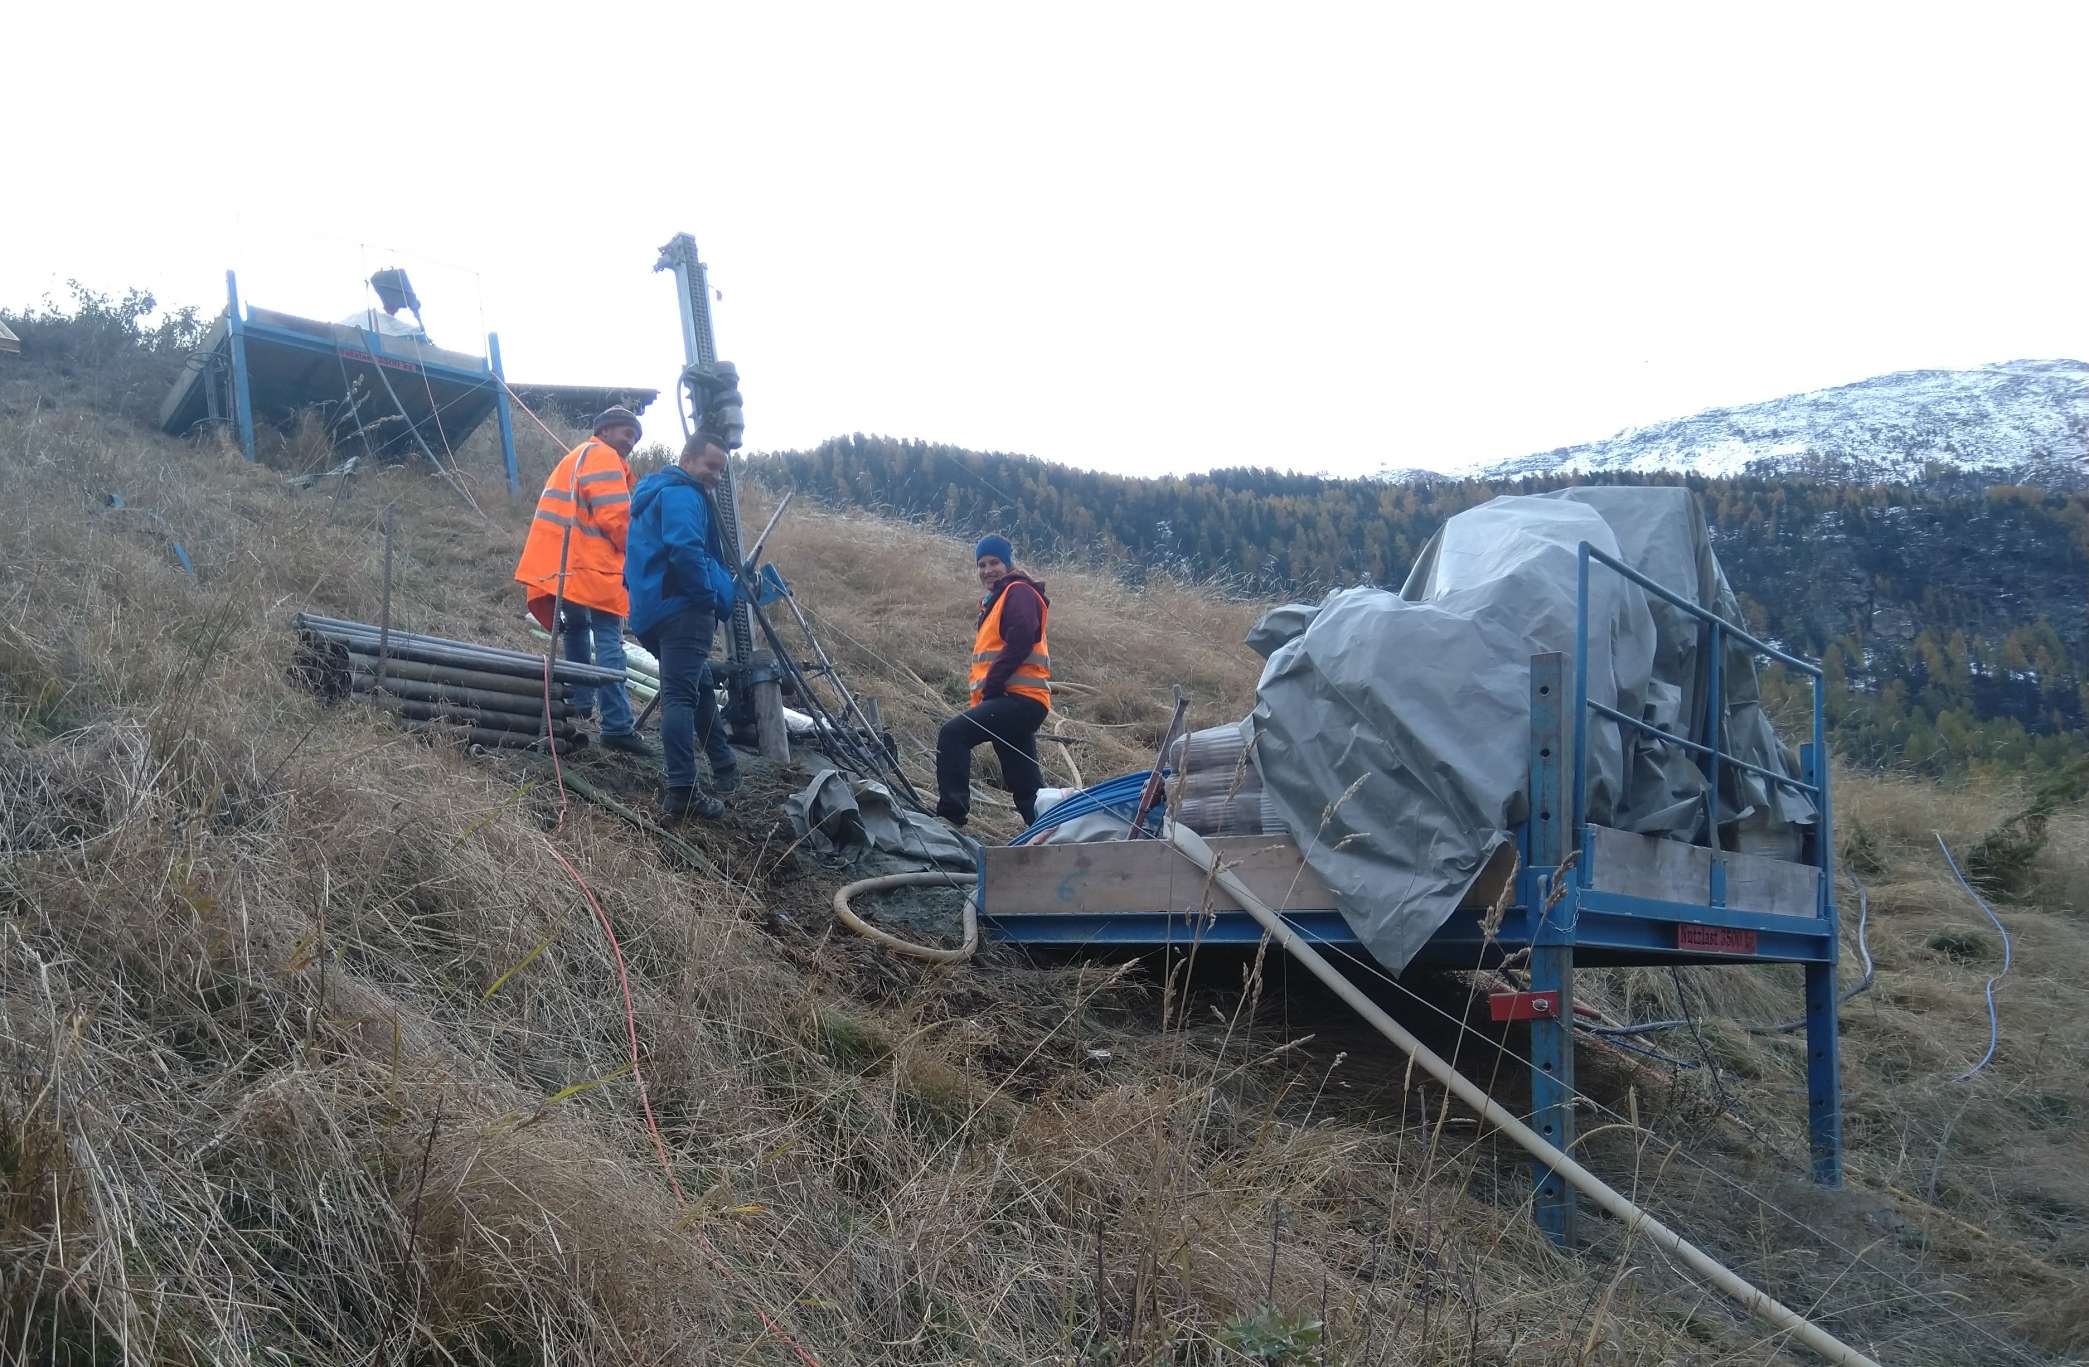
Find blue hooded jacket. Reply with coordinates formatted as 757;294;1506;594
623;465;739;648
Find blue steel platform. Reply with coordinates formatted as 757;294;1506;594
161;270;523;495
977;542;1844;1245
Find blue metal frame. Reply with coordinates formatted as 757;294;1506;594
975;908;1360;949
1801;741;1844;1186
225;270;257;464
487;332;520;497
217;269;519;488
1570;540;1842;1189
979;537;1848;1221
1526;651;1577;1245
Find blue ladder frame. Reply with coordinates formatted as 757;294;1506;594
1528;542;1843;1247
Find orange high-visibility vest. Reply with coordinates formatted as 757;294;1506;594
513;439;633;627
968;582;1051;708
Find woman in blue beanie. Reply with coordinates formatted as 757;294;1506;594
936;535;1052;826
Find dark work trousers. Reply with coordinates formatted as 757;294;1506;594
937;695;1048;824
652;607;737;792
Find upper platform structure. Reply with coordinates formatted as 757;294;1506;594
978;538;1842;1246
161;270;524;493
505;382;659;428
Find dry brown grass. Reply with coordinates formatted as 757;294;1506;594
749;490;1263;829
1;369;2085;1364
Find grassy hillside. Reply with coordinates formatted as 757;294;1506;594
1;353;2085;1363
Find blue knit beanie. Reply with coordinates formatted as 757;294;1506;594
974;534;1014;566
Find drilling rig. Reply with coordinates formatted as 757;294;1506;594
652;231;764;745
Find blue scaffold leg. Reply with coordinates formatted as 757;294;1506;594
1530;942;1577;1244
225;270;256;463
1527;651;1578;1246
1800;741;1844;1187
1805;961;1844;1186
487;331;520;498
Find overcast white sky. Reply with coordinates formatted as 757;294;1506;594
6;2;2083;478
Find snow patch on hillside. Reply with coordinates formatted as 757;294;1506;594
1379;360;2088;490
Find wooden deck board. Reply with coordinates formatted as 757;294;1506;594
1584;824;1818;919
982;824;1817;927
983;835;1338;916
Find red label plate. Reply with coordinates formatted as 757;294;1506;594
1487;991;1560;1022
1678;924;1758;954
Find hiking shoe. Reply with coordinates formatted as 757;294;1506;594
935;796;969;827
657;786;726;826
709;767;741;796
600;731;653;757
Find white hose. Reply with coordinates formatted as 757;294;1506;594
1164;824;1882;1367
833;872;979;964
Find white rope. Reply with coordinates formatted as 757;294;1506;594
1126;828;2046;1365
1167;824;1883;1367
1934;832;2012;1081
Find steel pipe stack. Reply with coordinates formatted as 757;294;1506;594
291;612;622;751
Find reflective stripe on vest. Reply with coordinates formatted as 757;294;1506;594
532;510;613;539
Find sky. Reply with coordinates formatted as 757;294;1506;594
5;2;2084;479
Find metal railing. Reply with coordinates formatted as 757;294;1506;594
1571;542;1832;915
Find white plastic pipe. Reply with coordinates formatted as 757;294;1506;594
1165;824;1882;1367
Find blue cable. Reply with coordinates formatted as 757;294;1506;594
1935;832;2012;1082
1008;771;1163;846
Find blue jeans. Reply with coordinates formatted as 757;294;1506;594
652;607;736;791
561;604;634;737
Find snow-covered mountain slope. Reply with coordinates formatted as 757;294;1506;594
1454;359;2087;489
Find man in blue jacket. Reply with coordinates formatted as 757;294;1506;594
625;433;742;824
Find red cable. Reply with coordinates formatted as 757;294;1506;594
515;385;823;1367
539;832;822;1367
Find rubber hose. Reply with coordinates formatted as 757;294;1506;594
832;872;979;964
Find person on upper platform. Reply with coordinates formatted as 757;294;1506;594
513;407;648;755
337;267;431;343
935;534;1051;827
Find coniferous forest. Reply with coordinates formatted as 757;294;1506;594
748;435;2089;779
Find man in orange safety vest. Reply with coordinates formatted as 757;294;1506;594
513;407;649;755
935;534;1051;827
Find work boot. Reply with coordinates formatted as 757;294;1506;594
935;796;969;828
709;767;741;796
600;731;652;757
657;786;726;826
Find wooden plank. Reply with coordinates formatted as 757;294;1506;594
748;648;790;763
985;835;1334;917
982;834;1518;919
1585;824;1817;919
158;312;230;432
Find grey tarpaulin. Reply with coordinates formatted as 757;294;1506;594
783;766;978;873
1246;487;1814;973
1245;600;1327;660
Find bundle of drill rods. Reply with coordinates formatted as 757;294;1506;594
292;612;623;750
522;623;667;710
